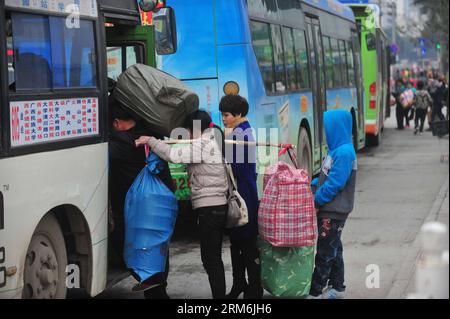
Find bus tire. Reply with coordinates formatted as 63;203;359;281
366;133;381;147
298;128;312;180
22;213;67;299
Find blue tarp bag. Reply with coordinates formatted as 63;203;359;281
124;152;178;283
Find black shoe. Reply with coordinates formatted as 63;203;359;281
243;285;264;299
226;282;248;299
144;285;170;299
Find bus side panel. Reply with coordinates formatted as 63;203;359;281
160;0;217;80
0;143;108;297
215;0;248;45
181;79;221;126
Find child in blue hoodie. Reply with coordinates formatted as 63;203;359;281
308;109;357;299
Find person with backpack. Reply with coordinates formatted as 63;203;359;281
135;110;229;299
308;109;357;299
413;81;433;135
219;94;263;299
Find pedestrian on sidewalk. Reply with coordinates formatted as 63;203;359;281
219;94;263;299
308;109;357;300
404;82;416;128
430;77;446;122
393;79;406;130
135;110;229;299
413;81;433;136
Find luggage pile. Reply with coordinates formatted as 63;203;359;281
114;64;199;137
258;161;317;298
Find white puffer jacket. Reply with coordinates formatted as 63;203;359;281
147;132;228;210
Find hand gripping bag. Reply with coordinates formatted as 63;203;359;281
124;153;178;283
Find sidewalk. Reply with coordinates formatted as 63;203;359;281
388;177;449;299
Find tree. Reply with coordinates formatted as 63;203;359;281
413;0;449;37
413;0;449;72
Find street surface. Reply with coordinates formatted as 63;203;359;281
93;108;449;299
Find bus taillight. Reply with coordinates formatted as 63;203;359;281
369;82;376;96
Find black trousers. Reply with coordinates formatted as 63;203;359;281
396;105;404;129
197;205;227;299
415;109;427;133
432;105;446;122
229;236;262;298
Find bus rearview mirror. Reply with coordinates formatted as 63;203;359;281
153;7;177;55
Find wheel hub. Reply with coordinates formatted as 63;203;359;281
23;234;60;299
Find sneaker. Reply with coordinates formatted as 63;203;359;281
414;129;419;135
419;132;423;136
322;288;346;299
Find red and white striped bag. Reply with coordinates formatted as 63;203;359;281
258;162;317;247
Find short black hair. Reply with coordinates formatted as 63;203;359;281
417;81;425;90
219;94;249;117
109;96;135;123
183;110;213;132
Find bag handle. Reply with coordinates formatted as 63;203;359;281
144;144;150;158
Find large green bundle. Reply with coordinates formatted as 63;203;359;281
258;238;315;298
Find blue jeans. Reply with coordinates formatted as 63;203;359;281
310;218;346;296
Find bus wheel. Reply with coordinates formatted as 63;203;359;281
366;133;381;147
22;213;67;299
298;128;312;181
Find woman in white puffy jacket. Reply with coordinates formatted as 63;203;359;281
135;110;229;299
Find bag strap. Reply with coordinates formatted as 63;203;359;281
223;161;238;194
144;144;150;158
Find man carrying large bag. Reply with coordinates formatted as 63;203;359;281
109;97;175;299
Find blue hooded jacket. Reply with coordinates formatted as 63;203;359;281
311;109;357;220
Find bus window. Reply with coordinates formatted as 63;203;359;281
330;38;342;87
270;25;286;93
339;40;349;87
9;12;97;91
346;41;356;87
292;29;310;89
282;27;298;91
107;44;145;82
107;47;123;81
250;21;275;93
322;36;334;89
247;0;279;20
10;13;52;90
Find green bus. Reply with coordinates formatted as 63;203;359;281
347;4;391;146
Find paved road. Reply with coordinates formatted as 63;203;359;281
93;109;449;299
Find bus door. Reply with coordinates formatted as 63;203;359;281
106;25;155;85
352;30;365;144
305;17;327;171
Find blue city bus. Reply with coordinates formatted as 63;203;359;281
160;0;365;178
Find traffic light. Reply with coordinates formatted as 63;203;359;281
436;42;441;50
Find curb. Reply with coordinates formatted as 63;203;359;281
385;177;449;299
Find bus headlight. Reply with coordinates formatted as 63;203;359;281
223;81;240;95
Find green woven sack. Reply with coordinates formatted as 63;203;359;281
258;237;315;298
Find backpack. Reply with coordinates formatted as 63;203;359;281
415;92;431;110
